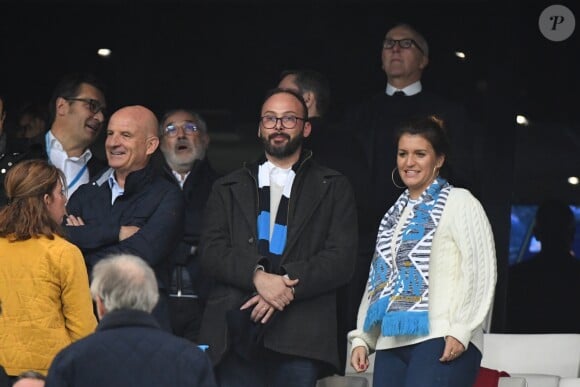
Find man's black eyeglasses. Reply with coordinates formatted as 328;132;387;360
382;38;424;54
64;97;106;115
260;115;305;130
164;122;199;137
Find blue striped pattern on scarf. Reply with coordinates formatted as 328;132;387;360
364;177;451;337
257;162;295;272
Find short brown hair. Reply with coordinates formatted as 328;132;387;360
0;160;66;240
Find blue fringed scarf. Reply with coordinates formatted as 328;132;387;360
364;177;451;336
257;161;296;272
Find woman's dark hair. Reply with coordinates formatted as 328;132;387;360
0;159;66;241
395;115;452;179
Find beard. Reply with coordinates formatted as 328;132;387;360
161;141;206;173
262;131;304;159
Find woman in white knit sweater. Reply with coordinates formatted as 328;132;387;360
348;116;496;387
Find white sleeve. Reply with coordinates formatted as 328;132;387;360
447;189;497;348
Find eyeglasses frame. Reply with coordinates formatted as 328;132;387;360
382;38;425;54
64;97;106;115
260;115;306;130
163;122;200;137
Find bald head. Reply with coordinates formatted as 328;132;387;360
105;105;160;185
110;105;159;137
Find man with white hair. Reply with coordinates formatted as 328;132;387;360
45;254;217;387
155;108;219;342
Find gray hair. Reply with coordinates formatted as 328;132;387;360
90;254;159;313
388;22;429;58
158;108;208;137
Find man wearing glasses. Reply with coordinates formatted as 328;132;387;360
198;88;357;387
344;21;475;254
45;72;108;198
155;108;219;343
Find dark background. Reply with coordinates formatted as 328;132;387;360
1;0;577;203
1;0;578;331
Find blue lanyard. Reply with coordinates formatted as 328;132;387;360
45;131;89;190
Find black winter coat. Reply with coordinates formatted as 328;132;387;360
198;151;358;376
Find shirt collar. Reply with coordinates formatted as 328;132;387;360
108;172;125;204
171;169;190;189
386;81;422;96
46;130;93;162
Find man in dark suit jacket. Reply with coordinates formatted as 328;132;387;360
45;253;217;387
345;22;477;225
155;108;220;342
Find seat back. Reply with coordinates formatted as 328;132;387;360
317;375;369;387
481;334;580;377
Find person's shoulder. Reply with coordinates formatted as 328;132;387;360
193;157;221;182
308;160;344;178
448;186;475;199
214;165;251;185
303;159;351;187
446;187;484;211
152;172;181;190
52;233;81;246
349;91;387;109
418;90;467;113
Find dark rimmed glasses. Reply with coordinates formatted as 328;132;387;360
64;97;106;115
382;38;424;54
164;122;199;137
260;115;305;130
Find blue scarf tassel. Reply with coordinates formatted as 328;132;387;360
381;311;430;337
364;296;391;332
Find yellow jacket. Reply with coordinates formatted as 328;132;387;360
0;235;97;376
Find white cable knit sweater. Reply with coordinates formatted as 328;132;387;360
348;188;497;354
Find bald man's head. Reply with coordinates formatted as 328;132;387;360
105;105;160;182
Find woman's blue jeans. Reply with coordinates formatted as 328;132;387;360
372;338;482;387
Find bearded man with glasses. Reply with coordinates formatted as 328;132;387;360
153;108;220;343
198;88;357;387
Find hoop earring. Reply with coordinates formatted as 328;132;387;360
391;167;406;189
431;166;438;182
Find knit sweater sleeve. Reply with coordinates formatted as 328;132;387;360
445;188;497;348
347;253;381;355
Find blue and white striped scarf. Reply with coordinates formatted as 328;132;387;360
364;177;451;336
257;161;296;272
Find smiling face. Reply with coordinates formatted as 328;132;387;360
396;133;444;198
55;83;106;153
381;25;428;87
105;106;159;185
160;110;209;174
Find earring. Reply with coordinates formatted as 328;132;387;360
391;167;406;189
